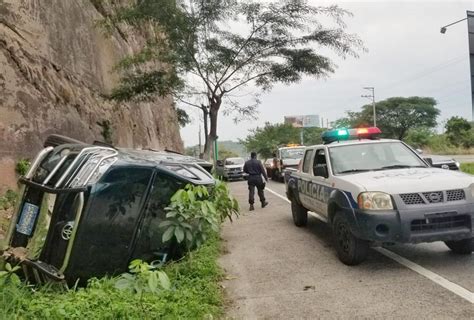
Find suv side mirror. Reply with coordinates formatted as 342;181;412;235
424;157;433;166
216;160;223;166
313;165;328;178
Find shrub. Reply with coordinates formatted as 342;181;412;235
160;180;239;251
0;190;17;210
15;159;31;176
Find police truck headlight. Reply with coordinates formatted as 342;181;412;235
358;192;394;210
455;161;460;169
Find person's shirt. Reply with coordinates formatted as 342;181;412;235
243;158;268;180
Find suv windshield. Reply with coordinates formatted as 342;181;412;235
281;148;305;159
329;142;427;174
225;158;244;165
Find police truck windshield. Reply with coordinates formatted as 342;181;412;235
281;148;305;159
329;142;427;174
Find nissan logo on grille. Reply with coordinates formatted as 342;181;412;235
429;192;441;203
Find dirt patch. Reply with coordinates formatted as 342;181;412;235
0;207;13;240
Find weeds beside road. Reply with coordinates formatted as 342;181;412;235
461;163;474;174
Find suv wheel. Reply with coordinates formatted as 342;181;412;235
332;212;369;265
291;200;307;227
444;238;473;254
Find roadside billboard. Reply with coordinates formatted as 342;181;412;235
284;115;320;128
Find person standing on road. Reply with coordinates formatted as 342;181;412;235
243;152;269;211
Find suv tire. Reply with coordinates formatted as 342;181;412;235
444;238;473;254
44;134;85;148
332;212;369;265
291;200;307;227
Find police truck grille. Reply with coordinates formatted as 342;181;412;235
400;189;466;205
400;193;425;205
446;189;465;202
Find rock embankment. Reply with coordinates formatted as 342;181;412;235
0;0;183;191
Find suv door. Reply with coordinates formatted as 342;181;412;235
310;148;331;217
298;148;315;210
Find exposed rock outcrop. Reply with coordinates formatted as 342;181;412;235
0;0;183;191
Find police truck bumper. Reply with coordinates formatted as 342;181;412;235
353;203;474;244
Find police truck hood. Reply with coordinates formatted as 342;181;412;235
336;168;473;194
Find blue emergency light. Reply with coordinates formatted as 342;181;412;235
322;127;382;144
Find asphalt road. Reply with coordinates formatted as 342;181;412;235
219;180;473;319
443;155;474;163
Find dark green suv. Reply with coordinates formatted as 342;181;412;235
1;136;214;284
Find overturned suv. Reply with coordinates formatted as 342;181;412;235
286;127;474;265
0;135;214;284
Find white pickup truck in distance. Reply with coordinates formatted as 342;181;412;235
285;127;474;265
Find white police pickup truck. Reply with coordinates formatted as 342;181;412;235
285;127;474;265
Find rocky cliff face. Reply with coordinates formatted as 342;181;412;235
0;0;183;191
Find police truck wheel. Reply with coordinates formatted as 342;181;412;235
444;238;473;254
332;212;369;265
291;200;307;227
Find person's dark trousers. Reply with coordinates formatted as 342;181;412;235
248;175;266;205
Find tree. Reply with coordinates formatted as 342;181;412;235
218;148;238;160
445;116;473;148
104;0;364;159
241;123;324;158
333;97;440;140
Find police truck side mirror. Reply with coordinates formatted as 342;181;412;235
314;165;328;178
216;160;223;166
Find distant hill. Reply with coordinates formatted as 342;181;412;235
218;140;247;158
185;140;247;158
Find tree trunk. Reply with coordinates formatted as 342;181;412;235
203;98;221;163
201;107;209;159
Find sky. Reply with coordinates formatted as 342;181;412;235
180;0;474;147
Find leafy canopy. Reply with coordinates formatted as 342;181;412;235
242;123;325;158
104;0;364;145
445;116;473;148
333;97;440;140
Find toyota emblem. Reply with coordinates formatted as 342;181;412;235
429;193;441;203
61;221;75;240
441;164;449;170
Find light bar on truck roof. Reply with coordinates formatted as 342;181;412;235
322;127;382;144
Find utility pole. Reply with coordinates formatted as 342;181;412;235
362;87;376;127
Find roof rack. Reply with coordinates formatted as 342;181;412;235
25;146;118;189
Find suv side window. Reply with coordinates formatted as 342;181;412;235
132;172;184;261
313;149;328;178
302;149;313;173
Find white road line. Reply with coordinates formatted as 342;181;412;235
265;186;474;304
373;247;474;304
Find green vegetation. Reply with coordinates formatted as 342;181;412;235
104;0;363;158
0;190;17;211
15;159;31;176
242;123;325;158
161;182;239;251
333;97;440;140
0;233;224;319
461;163;474;175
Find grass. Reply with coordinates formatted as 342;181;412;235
0;233;224;319
460;163;474;175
